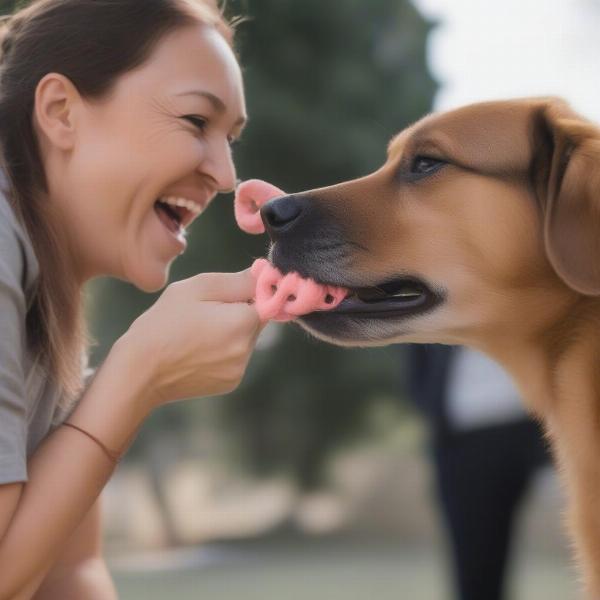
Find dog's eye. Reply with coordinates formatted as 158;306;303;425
410;156;446;176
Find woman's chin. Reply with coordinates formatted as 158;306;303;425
126;263;171;293
138;278;168;293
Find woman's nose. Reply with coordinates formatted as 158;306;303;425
200;138;237;193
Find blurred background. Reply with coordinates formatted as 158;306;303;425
11;0;600;597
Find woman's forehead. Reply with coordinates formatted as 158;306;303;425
115;24;245;112
144;24;242;92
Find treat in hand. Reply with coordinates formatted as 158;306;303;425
235;179;348;322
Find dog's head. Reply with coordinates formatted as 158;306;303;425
261;98;600;347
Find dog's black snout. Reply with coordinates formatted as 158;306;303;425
261;194;305;238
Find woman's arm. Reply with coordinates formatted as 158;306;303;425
31;499;116;600
0;341;149;599
0;269;261;599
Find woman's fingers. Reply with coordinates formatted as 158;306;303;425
179;269;258;304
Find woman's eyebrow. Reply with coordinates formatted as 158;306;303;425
175;89;246;127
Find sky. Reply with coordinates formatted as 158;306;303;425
412;0;600;122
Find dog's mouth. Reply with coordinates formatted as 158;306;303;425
268;242;443;341
296;273;443;345
330;277;432;317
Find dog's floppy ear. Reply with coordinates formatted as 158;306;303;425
533;99;600;295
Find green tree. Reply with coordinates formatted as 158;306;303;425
0;0;23;13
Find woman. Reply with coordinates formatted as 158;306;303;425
0;0;262;596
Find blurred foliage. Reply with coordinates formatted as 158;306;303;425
234;0;436;188
0;0;20;13
5;0;436;488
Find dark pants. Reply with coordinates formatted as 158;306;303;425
431;420;550;600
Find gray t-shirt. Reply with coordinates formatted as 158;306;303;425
0;186;66;484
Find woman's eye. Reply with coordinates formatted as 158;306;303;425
182;115;207;132
409;156;446;176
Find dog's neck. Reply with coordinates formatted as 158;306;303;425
489;341;551;412
476;296;600;419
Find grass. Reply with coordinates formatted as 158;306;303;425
111;535;578;600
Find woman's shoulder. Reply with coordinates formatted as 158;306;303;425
0;180;40;299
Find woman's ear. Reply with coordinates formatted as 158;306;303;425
534;99;600;296
33;73;81;152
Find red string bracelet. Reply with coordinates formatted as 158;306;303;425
62;422;121;466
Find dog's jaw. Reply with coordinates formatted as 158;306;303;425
296;284;446;346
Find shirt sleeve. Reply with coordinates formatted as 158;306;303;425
0;215;29;484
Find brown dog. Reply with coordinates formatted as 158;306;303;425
260;98;600;597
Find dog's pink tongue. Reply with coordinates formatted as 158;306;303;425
235;179;348;322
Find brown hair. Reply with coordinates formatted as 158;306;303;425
0;0;235;405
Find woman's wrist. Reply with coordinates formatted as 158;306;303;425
116;331;169;404
111;330;165;407
67;336;155;459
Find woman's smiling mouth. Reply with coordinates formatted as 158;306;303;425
153;195;206;247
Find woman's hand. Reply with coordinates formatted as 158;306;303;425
119;268;263;407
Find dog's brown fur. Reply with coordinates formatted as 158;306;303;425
263;98;600;596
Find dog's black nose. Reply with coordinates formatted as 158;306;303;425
261;194;305;238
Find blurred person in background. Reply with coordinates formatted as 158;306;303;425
406;344;550;600
0;0;263;597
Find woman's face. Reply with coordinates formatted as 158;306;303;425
48;23;246;291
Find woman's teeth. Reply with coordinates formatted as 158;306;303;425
160;196;204;215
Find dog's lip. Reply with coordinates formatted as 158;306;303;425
309;276;434;317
